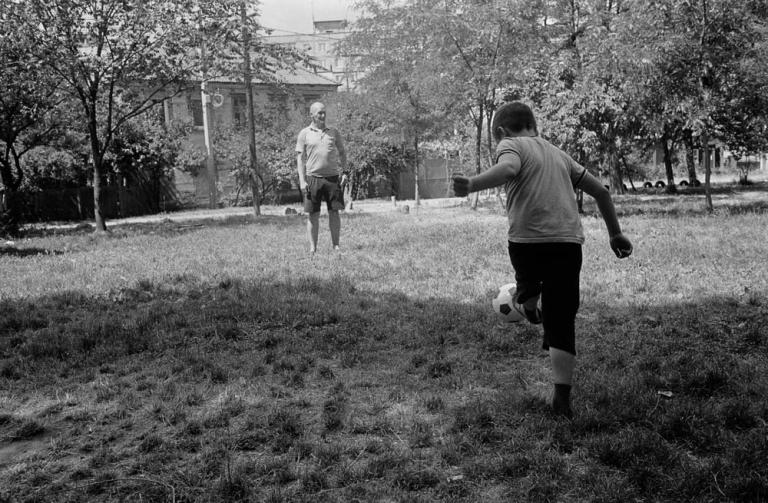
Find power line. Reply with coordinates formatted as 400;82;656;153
260;25;352;41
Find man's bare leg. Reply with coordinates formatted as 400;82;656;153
307;212;320;253
329;210;340;249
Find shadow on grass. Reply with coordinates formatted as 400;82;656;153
0;275;766;502
0;246;64;257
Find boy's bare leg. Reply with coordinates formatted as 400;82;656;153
550;348;574;384
329;210;340;249
550;348;575;418
307;212;320;253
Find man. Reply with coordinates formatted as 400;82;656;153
296;102;347;254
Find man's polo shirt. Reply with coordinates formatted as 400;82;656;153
296;125;344;177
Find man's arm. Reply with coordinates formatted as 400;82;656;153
577;170;633;258
297;152;307;189
296;130;307;189
452;153;519;196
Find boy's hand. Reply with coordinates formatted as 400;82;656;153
452;175;471;197
610;233;633;258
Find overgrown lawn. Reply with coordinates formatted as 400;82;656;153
1;193;767;502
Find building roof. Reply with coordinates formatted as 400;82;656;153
200;56;339;87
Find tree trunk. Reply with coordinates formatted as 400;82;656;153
683;131;698;184
0;156;22;236
92;160;106;231
661;136;677;194
608;148;624;194
241;2;260;217
702;131;713;212
414;132;420;208
470;100;483;210
0;189;21;237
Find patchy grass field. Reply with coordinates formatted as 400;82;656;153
1;188;767;502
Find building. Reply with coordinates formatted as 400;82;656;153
265;19;358;90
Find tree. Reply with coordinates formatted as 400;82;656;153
107;112;187;214
433;0;543;180
326;91;411;203
213;100;305;206
9;0;206;231
192;0;302;213
342;0;453;206
528;0;650;194
0;5;67;235
626;0;768;207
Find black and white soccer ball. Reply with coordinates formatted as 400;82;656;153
492;283;525;323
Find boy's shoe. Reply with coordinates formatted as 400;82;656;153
552;396;573;419
513;303;542;324
552;384;573;419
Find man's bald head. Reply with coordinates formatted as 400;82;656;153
309;102;327;128
310;102;325;115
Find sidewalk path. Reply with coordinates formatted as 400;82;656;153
22;197;467;234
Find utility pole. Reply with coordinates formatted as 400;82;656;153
200;35;218;209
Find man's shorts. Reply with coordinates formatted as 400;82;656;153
508;242;583;355
304;175;345;214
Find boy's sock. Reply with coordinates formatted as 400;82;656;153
552;383;573;419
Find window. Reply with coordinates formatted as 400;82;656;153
189;99;203;127
232;93;247;128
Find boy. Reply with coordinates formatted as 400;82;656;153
452;101;633;418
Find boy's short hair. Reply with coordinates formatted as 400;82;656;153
492;101;537;141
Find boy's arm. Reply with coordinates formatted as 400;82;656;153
452;154;519;196
577;170;633;258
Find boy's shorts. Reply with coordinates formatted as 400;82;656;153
304;175;345;214
508;242;582;355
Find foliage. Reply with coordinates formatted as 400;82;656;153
621;0;768;196
21;147;89;191
213;100;306;205
6;0;204;230
6;0;300;230
343;0;768;204
326;91;411;200
106;111;188;212
0;5;70;235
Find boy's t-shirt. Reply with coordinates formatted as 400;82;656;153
495;136;587;244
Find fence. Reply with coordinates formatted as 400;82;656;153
18;181;181;223
397;156;464;200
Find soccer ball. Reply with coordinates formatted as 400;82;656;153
492;283;525;323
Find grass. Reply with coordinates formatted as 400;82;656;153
1;187;767;502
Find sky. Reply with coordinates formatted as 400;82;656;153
258;0;356;35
